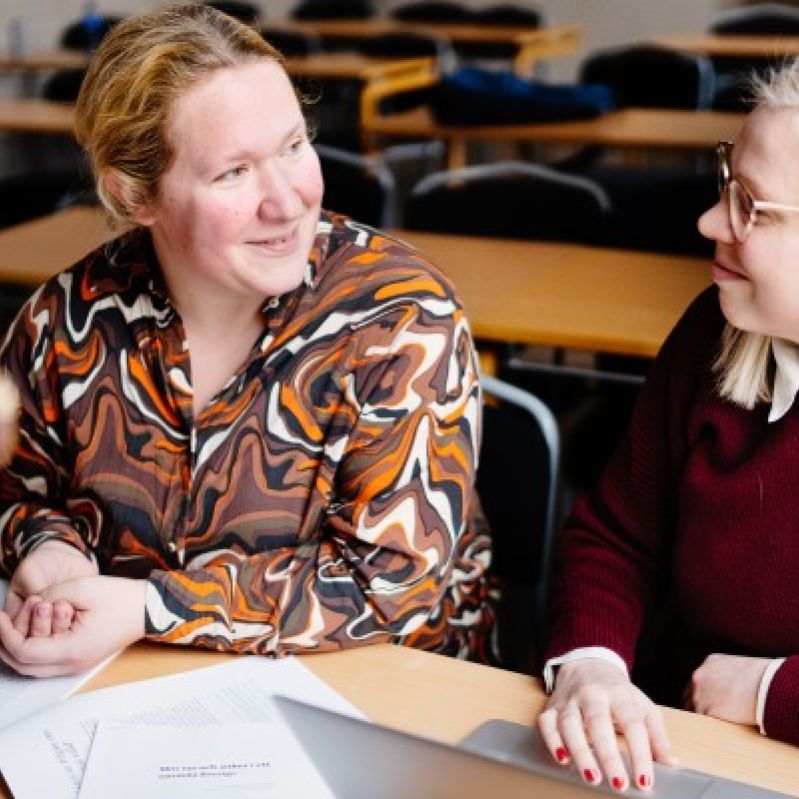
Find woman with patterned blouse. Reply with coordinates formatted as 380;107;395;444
0;4;494;676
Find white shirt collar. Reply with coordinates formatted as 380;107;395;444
769;338;799;422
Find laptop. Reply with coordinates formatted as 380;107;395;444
273;695;793;799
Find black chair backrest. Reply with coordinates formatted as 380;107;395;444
478;374;559;670
359;30;454;61
60;14;123;51
710;2;799;34
0;168;95;232
316;144;396;228
580;44;715;110
473;4;542;26
292;0;375;20
261;27;322;57
205;1;260;24
406;162;613;246
391;1;470;22
41;68;87;104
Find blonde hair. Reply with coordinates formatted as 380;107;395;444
75;3;284;227
714;58;799;408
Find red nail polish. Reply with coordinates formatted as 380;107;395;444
583;769;595;783
555;747;568;763
612;776;624;790
639;774;650;788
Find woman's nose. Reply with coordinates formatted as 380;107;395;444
697;197;735;245
258;164;303;221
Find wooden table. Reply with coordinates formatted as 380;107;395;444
0;54;433;138
2;641;797;797
652;33;799;59
0;207;710;359
363;106;746;169
275;20;582;73
0;49;88;73
0;98;75;134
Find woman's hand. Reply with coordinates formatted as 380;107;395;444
538;658;677;793
5;540;98;635
686;653;771;725
0;575;146;677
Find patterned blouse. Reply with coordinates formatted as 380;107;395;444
0;211;494;660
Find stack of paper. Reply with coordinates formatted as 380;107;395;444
0;598;365;799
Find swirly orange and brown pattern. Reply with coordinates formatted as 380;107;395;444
0;211;494;660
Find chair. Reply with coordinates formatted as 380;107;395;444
390;1;470;22
710;2;799;34
459;4;543;61
59;14;123;51
359;32;457;94
0;168;96;233
292;0;375;20
205;1;260;24
260;27;322;57
579;44;715;110
708;3;799;111
316;144;396;228
359;30;455;62
478;374;560;671
405;162;613;245
41;67;87;104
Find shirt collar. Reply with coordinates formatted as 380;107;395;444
770;338;799;422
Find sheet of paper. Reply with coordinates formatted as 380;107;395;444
0;579;115;731
0;654;362;799
79;721;306;799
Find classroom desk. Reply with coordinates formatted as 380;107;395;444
2;641;798;798
0;207;710;359
276;20;582;73
362;106;746;169
0;54;432;137
0;49;88;72
651;33;799;59
0;98;75;134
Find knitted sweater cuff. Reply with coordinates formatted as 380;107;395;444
763;655;799;745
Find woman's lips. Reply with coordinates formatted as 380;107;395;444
249;228;299;254
712;260;746;282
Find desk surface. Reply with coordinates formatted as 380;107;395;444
0;207;710;358
0;49;87;72
0;98;75;134
0;54;431;135
367;106;745;150
280;19;578;47
652;33;799;58
0;642;795;797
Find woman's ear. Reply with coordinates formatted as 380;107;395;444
102;169;156;227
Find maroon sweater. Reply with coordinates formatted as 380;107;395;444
546;286;799;746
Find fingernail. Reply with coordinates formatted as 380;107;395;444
583;769;596;784
639;774;650;788
555;747;568;763
35;604;49;616
612;776;625;790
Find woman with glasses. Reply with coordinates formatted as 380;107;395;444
539;62;799;793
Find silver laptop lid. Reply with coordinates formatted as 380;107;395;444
274;696;793;799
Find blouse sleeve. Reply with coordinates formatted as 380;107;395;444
0;288;96;576
144;277;482;655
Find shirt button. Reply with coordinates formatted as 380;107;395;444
167;541;177;552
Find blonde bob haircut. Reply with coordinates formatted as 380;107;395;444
714;59;799;409
75;3;284;228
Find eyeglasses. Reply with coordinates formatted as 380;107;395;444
717;140;799;243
